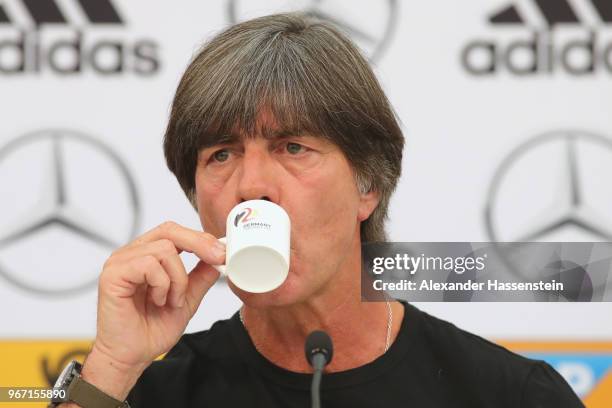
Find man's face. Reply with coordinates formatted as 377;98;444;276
194;112;377;306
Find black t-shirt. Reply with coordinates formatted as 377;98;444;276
127;301;583;407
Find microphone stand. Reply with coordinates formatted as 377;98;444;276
310;353;326;408
305;331;334;408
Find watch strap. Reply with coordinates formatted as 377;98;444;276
68;375;129;408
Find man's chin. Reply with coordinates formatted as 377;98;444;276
228;273;308;308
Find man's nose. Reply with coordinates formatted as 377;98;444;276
236;145;280;203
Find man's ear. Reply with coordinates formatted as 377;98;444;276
357;189;380;222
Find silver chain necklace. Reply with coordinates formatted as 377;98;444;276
239;299;393;353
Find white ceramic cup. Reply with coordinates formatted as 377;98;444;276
212;200;290;293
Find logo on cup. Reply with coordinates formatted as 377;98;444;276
234;207;270;230
234;208;257;226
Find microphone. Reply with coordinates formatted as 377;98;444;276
305;330;333;408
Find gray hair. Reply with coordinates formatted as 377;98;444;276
164;12;404;242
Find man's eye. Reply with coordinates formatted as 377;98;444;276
286;142;304;155
212;149;230;162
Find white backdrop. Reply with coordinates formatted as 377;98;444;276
0;0;610;342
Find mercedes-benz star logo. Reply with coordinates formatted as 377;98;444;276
227;0;398;62
486;129;612;243
484;129;612;294
0;129;140;296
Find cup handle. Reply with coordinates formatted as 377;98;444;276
212;236;227;275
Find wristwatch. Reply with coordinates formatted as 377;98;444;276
48;360;131;408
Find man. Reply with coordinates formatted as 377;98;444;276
55;13;583;408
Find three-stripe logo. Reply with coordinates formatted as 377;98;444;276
489;0;612;26
0;0;123;26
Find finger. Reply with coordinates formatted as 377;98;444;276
110;239;181;265
110;240;188;307
123;256;171;307
125;222;225;266
107;239;197;308
160;253;189;308
184;261;220;316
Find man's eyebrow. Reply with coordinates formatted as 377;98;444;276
261;127;306;140
201;132;239;148
202;127;308;149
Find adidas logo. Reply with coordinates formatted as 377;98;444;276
0;0;160;75
461;0;612;76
